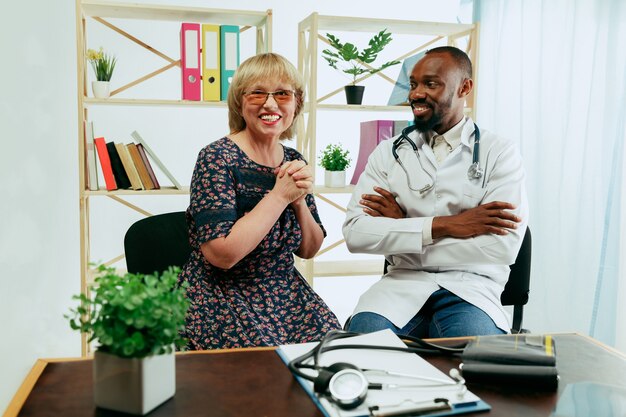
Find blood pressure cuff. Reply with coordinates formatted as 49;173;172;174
460;334;558;391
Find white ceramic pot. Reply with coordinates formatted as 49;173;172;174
93;350;175;415
92;81;111;99
324;170;346;188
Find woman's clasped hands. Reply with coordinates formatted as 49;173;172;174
273;160;313;204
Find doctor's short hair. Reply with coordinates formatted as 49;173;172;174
425;46;473;80
227;52;304;140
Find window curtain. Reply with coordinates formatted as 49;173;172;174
473;0;626;349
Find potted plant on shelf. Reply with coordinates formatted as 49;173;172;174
319;143;351;188
66;265;189;415
322;29;400;105
87;47;117;99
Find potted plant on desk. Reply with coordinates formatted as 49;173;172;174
66;265;189;415
319;143;351;188
322;29;400;105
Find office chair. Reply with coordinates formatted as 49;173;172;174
124;211;192;275
500;227;532;333
345;227;532;334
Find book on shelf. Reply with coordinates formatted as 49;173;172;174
136;143;160;189
106;141;132;189
84;121;99;191
127;143;156;190
115;143;143;190
93;137;117;191
131;131;182;189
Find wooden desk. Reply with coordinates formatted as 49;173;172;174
6;334;626;417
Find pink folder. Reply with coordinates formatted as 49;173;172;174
181;23;201;101
350;120;395;185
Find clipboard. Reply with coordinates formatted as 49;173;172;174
277;330;490;417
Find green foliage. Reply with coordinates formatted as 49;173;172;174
87;47;117;82
322;29;400;86
66;265;189;358
319;143;351;171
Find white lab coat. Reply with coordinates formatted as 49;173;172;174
342;117;529;332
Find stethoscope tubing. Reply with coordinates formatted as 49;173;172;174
391;123;483;192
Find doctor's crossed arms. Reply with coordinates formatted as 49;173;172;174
360;187;521;239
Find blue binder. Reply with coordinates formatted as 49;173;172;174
219;25;240;101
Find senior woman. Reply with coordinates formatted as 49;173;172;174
178;53;340;349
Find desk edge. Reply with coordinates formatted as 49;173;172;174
3;359;48;417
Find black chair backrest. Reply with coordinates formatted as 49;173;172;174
124;211;192;275
500;227;532;333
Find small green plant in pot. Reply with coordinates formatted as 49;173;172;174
86;47;117;98
319;143;351;188
66;265;189;415
322;29;400;104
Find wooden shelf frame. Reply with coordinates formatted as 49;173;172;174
75;0;273;356
295;13;479;283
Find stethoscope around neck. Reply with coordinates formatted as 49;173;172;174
391;123;483;195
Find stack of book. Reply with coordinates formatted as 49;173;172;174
84;123;181;191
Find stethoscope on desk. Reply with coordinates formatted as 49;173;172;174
287;330;467;411
391;123;483;195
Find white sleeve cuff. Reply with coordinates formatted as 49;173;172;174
422;217;434;246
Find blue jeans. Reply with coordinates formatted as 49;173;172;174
348;288;506;338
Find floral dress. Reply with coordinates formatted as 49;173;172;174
179;137;340;350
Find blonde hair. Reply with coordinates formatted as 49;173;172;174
227;53;304;140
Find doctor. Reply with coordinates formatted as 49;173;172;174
343;46;528;338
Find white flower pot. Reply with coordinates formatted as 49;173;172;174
93;350;175;415
92;81;111;99
324;170;346;188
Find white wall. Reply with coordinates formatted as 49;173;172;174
0;0;81;409
0;0;469;412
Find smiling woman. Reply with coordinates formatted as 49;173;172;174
177;53;341;350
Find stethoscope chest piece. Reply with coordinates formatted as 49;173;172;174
467;161;483;180
328;368;369;409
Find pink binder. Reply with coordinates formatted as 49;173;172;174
350;120;395;185
180;23;201;101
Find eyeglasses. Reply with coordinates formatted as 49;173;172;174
243;90;296;104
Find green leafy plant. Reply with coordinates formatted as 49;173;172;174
319;143;351;171
322;29;400;86
66;265;189;358
87;47;117;81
